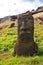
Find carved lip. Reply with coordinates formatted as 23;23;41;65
19;31;31;35
19;32;32;42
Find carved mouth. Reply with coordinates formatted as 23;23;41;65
19;31;32;42
20;31;31;35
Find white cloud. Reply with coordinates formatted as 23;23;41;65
0;0;43;18
33;0;43;7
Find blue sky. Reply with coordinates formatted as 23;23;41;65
0;0;43;18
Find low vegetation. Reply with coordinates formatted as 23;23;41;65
0;23;43;65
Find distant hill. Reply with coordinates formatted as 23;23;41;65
0;15;17;23
31;6;43;15
33;12;43;24
0;15;17;29
23;6;43;24
36;6;43;11
32;6;43;24
0;6;43;29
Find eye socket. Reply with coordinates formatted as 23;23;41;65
18;20;22;27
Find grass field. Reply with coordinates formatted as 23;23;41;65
0;23;43;65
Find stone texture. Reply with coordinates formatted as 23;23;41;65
14;11;38;56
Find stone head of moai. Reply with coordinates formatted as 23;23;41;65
18;12;34;43
14;11;38;56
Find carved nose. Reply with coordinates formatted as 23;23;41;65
20;22;28;30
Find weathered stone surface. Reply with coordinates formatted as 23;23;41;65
14;11;38;56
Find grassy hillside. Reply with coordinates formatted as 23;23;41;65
33;12;43;18
0;21;15;29
33;12;43;24
0;21;43;65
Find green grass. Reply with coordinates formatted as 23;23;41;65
0;56;43;65
0;26;17;53
0;24;43;65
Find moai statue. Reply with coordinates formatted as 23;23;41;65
14;12;38;56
